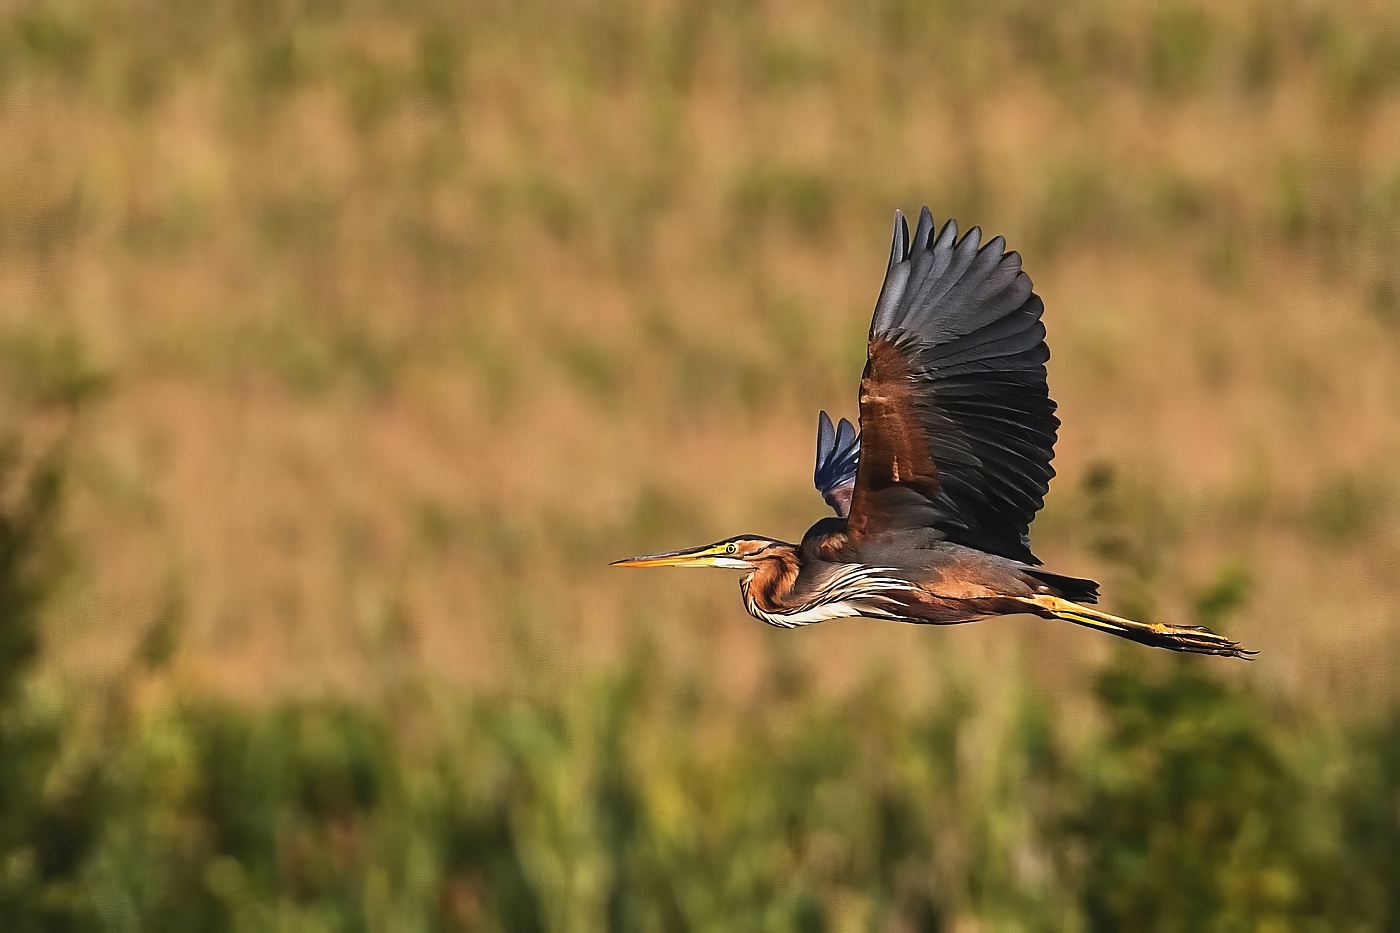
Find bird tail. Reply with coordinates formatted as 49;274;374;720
1022;567;1100;604
1017;595;1256;659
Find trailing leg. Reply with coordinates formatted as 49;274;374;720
1016;595;1256;660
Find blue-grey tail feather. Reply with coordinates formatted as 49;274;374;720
1024;567;1099;604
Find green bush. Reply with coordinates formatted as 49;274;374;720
6;641;1400;929
1069;662;1361;930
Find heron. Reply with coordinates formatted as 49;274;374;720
614;207;1253;658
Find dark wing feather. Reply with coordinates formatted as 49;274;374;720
846;207;1059;564
813;410;859;517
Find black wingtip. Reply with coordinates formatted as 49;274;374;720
836;417;857;452
914;206;935;251
936;217;958;250
889;210;909;266
816;410;833;486
817;410;835;452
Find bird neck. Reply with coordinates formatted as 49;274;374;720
740;545;801;613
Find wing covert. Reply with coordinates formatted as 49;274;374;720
846;207;1059;564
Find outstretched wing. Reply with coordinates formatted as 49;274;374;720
845;207;1059;564
814;410;859;517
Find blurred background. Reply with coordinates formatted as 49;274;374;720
2;0;1400;928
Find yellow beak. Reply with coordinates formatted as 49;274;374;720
611;543;746;569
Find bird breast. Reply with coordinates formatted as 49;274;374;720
741;562;922;629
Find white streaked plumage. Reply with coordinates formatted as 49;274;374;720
739;564;922;629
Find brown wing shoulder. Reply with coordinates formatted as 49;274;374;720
847;337;943;537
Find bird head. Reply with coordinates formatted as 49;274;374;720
611;535;788;570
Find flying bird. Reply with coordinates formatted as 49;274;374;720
614;207;1253;658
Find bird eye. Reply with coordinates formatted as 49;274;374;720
725;543;738;554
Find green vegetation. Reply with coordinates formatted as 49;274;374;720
5;579;1400;928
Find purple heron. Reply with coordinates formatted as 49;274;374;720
614;207;1253;658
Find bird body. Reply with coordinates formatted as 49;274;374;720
616;207;1253;659
727;533;1086;627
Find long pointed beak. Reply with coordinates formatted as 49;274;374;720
611;544;722;568
611;543;748;569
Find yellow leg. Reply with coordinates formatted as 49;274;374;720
1017;595;1256;659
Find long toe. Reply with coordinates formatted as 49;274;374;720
1164;626;1256;659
